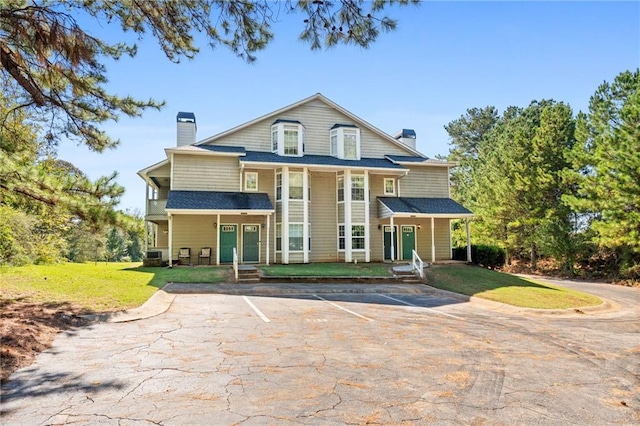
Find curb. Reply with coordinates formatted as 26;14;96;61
425;285;619;316
81;290;176;323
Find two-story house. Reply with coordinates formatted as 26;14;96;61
138;94;472;265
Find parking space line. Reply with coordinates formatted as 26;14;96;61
377;294;464;320
313;295;374;322
242;296;271;323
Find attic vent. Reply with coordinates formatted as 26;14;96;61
394;129;416;150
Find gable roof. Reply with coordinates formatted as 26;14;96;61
196;93;424;157
166;190;273;212
378;197;473;218
385;155;454;167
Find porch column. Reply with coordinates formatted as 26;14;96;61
466;218;472;263
303;167;309;263
364;170;370;262
390;216;395;261
266;213;270;265
216;213;220;265
168;213;173;266
144;184;149;252
282;166;289;264
344;169;352;262
431;217;436;263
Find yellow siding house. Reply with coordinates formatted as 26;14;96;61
138;94;473;265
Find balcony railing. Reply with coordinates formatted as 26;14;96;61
147;199;167;216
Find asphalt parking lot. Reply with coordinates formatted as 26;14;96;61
2;280;639;425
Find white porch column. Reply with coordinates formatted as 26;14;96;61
282;166;290;264
302;167;309;263
216;213;220;265
344;169;352;262
431;217;436;263
144;184;149;252
266;213;271;265
390;216;395;261
466;218;472;263
168;213;173;266
364;170;370;262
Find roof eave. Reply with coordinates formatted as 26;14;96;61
240;160;405;173
166;208;274;215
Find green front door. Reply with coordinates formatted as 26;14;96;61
243;225;260;263
401;225;415;260
383;225;398;260
219;225;237;263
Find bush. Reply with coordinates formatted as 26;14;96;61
452;244;506;269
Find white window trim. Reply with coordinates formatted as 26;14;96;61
275;223;282;252
275;172;282;201
384;178;396;195
289;171;304;200
351;224;366;252
272;122;305;157
351;174;366;202
337;224;345;252
288;223;304;252
245;172;258;192
337;175;345;203
330;126;360;160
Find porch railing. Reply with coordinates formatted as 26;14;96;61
411;249;424;280
147;199;167;216
233;247;238;282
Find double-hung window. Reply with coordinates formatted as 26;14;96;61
351;175;365;201
276;173;282;201
330;124;360;160
289;224;303;251
384;178;395;195
337;176;344;202
352;225;365;250
338;225;345;250
245;172;258;191
289;172;303;200
271;120;304;157
275;223;282;251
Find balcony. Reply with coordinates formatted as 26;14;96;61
146;199;167;218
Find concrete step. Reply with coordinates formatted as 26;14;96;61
238;277;261;284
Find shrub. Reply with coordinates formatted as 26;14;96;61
452;244;506;269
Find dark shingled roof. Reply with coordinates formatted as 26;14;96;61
330;123;358;129
199;145;246;154
242;151;405;169
167;191;273;211
378;197;472;215
385;155;430;163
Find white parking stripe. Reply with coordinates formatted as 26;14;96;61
313;295;374;322
377;294;464;320
242;296;271;323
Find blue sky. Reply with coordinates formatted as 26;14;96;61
57;1;640;213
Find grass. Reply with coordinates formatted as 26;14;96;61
425;264;601;309
260;262;392;277
0;262;229;312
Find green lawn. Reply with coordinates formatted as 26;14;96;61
1;263;229;312
425;265;601;309
261;262;392;277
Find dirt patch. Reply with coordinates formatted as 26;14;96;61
0;297;90;383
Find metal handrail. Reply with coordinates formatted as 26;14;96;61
412;249;424;279
233;247;238;282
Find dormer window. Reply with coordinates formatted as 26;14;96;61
272;119;304;157
330;124;360;160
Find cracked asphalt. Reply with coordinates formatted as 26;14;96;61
1;279;639;425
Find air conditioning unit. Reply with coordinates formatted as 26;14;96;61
146;251;162;259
